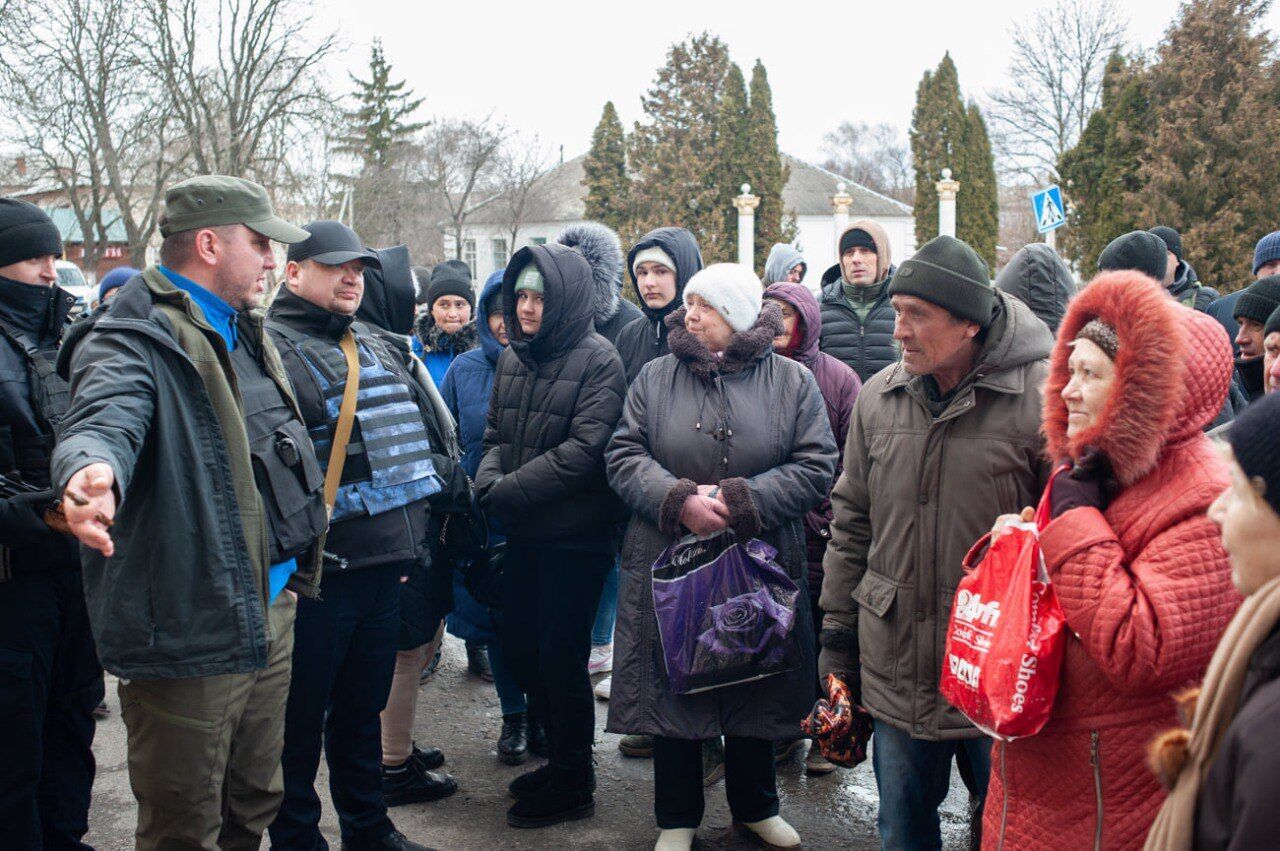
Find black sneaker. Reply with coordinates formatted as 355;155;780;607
498;713;529;766
382;759;458;807
340;830;435;851
506;771;595;829
409;743;445;772
465;642;494;681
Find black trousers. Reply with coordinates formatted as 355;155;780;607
653;735;779;829
271;563;402;848
500;542;611;783
0;569;103;851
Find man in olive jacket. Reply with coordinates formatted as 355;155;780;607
819;236;1052;850
55;176;323;850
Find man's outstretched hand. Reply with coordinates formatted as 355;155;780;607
63;463;117;557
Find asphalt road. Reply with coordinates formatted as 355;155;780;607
87;635;972;849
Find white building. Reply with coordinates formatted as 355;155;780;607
446;153;915;293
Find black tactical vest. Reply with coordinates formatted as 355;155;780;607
228;338;326;565
0;316;70;485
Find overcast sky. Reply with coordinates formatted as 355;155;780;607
311;0;1280;165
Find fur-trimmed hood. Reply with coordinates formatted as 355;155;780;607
414;310;479;356
556;221;625;324
1043;271;1233;485
665;301;785;378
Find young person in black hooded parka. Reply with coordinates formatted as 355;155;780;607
474;243;626;829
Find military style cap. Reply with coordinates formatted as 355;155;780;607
159;175;309;243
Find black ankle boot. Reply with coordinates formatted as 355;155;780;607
506;767;595;828
527;719;549;758
381;758;458;807
498;713;529;766
508;764;551;799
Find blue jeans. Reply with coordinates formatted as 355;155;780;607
590;556;620;647
486;640;527;716
871;720;991;851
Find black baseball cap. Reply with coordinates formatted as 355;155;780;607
286;220;381;268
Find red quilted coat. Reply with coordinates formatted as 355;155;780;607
983;272;1241;850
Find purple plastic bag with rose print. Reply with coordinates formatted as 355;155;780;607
651;533;799;695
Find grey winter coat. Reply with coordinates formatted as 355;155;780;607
820;291;1054;740
993;242;1075;335
605;302;836;740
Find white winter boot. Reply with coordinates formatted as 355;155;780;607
741;815;801;847
654;827;696;850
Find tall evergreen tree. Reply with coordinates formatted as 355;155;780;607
744;60;794;274
909;54;968;248
629;33;733;259
1136;0;1280;290
340;40;426;168
583;101;632;236
958;102;999;268
713;64;751;261
1059;53;1152;272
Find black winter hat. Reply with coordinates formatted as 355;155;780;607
0;198;63;268
888;235;995;327
1148;226;1183;262
1098;231;1168;282
1227;391;1280;518
1234;276;1280;326
839;228;877;255
427;259;475;311
1265;305;1280;339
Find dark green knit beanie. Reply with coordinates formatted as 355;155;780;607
887;235;995;327
1234;275;1280;326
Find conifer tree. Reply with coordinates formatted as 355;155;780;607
629;33;732;260
340;40;426;168
713;64;751;261
958;102;999;268
583;101;632;236
744;60;794;274
1136;0;1279;290
909;54;968;248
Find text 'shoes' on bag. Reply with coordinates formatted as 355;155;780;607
939;470;1069;740
651;533;799;695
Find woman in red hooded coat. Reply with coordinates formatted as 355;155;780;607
982;271;1241;850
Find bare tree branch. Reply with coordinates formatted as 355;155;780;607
417;116;506;260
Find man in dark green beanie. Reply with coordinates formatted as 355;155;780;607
820;234;1054;849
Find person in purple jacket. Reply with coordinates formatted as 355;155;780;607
763;281;861;775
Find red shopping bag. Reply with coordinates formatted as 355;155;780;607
939;469;1068;740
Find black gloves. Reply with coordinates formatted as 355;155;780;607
1050;447;1119;518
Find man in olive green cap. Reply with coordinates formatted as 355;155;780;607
820;235;1054;848
54;175;328;850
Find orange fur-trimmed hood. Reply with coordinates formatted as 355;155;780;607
1043;271;1233;485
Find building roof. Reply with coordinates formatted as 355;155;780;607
463;152;911;227
43;206;128;243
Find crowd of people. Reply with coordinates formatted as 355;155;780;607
2;170;1280;851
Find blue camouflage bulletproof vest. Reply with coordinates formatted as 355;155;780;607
294;337;442;522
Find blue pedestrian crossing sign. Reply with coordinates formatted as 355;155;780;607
1032;185;1067;233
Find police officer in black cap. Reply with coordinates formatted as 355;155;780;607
267;222;457;851
0;197;103;849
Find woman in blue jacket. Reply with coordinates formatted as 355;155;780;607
439;270;536;765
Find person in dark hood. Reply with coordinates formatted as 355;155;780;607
475;244;626;829
763;281;860;776
354;245;465;816
613;227;704;385
763;243;806;286
818;219;898;383
413;259;478;385
1206;230;1280;351
0;198;103;850
993;242;1075;335
556;221;643;344
1150;226;1218;311
439;269;536;767
1231;276;1280;403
